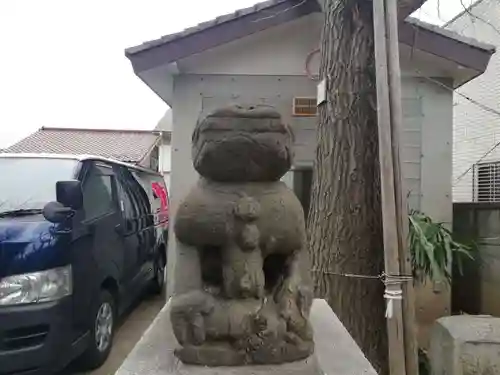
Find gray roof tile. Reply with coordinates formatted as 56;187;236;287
3;127;160;163
125;0;494;60
125;0;286;56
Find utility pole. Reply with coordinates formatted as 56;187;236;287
372;0;418;374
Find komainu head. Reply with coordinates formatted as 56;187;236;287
192;104;294;182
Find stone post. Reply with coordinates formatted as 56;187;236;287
430;315;500;374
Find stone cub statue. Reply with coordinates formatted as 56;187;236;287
171;104;314;366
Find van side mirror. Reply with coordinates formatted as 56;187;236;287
42;201;74;224
56;180;83;210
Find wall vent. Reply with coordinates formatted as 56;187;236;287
292;97;317;117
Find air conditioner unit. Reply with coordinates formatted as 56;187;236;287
292;97;317;117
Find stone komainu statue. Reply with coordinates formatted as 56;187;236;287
171;104;314;366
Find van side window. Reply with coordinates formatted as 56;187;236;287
129;171;151;216
117;176;139;222
115;166;149;222
82;165;115;220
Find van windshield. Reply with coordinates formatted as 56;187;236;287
0;157;78;214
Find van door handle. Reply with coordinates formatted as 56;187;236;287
115;224;123;234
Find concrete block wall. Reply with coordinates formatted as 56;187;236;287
452;203;500;317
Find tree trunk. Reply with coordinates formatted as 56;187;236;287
307;1;388;373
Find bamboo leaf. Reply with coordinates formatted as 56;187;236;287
408;211;474;285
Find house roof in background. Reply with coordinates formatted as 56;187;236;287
126;0;494;77
3;127;160;163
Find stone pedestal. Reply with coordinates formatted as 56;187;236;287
430;315;500;374
115;299;377;375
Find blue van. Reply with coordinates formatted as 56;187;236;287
0;153;169;374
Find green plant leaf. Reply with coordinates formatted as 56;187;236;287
408;211;474;285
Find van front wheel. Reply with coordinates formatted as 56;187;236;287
77;290;115;370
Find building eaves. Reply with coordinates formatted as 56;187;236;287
406;17;495;53
398;17;495;73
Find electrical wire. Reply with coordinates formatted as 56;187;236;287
305;48;321;81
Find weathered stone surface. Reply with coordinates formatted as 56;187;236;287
191;104;293;182
115;299;378;375
430;314;500;374
170;104;314;366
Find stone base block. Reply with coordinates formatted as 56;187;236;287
115;299;377;375
430;314;500;374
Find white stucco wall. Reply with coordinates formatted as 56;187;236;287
447;0;500;202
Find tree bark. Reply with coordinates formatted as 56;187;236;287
307;1;388;373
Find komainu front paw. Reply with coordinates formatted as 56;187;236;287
170;291;214;346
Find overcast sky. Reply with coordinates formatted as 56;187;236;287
0;0;473;148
